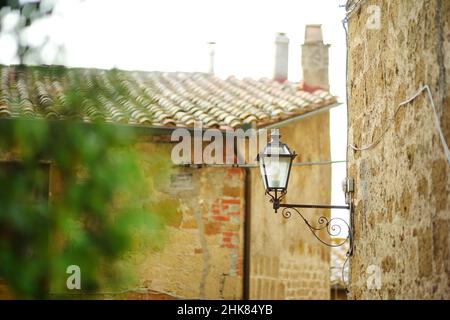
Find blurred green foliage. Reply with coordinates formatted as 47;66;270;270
0;73;173;299
0;1;175;299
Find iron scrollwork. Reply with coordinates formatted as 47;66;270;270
280;207;351;248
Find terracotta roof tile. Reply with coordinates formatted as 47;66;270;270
0;65;338;129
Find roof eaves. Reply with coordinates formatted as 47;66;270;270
257;101;342;129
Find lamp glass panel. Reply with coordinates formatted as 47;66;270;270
261;155;291;189
265;144;291;156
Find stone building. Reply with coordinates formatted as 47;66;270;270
330;241;349;300
0;25;339;299
346;0;450;299
245;26;336;300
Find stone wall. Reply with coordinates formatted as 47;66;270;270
133;162;246;300
122;168;245;299
48;140;246;300
249;111;331;299
347;0;450;299
2;111;331;299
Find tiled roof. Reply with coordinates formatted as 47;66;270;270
0;65;338;129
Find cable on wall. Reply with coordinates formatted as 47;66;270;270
175;160;347;169
342;4;450;294
343;0;368;21
347;85;450;166
341;13;353;294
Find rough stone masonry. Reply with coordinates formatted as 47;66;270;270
346;0;450;299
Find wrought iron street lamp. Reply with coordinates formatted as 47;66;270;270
256;131;296;203
257;131;353;248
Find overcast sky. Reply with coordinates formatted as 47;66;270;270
1;0;349;221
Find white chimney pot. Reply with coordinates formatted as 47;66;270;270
273;32;289;82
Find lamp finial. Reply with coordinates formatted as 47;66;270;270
270;130;281;143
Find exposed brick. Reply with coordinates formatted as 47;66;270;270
221;243;238;249
227;168;241;175
204;221;221;235
224;224;240;232
43;141;249;301
213;215;229;221
222;198;240;205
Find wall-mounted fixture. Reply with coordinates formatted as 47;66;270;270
256;131;353;248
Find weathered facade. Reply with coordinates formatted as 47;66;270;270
129;142;246;299
0;25;338;300
244;25;333;300
346;0;450;299
249;111;332;299
47;139;247;299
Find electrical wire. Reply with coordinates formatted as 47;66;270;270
176;160;347;169
342;251;350;293
347;85;450;166
341;3;450;295
344;0;368;21
341;13;353;295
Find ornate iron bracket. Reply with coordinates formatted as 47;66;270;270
268;185;353;250
278;205;352;248
276;203;354;291
264;178;355;291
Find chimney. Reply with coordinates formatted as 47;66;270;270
273;32;289;82
207;42;216;75
301;24;330;91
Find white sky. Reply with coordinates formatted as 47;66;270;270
1;0;349;220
